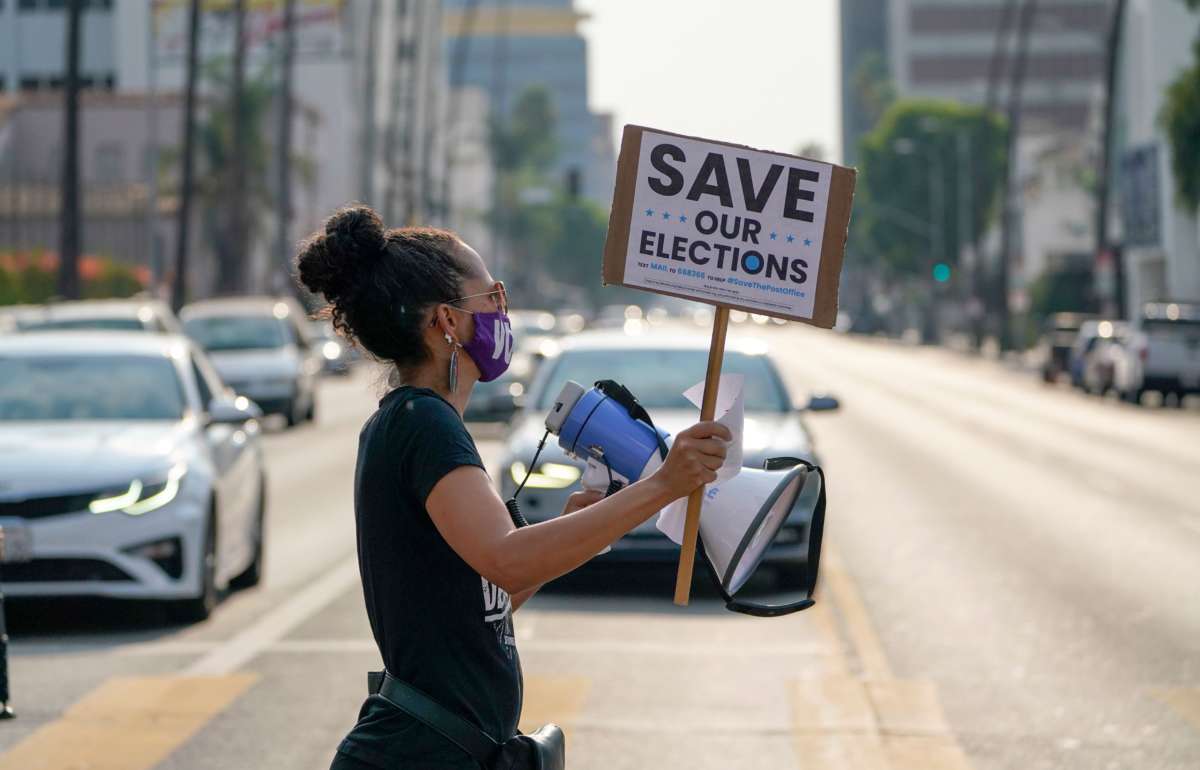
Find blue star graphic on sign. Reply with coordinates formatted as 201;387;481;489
769;232;778;240
679;214;687;223
804;238;812;246
786;234;796;243
662;211;671;220
645;208;654;216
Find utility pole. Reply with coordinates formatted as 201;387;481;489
997;0;1039;351
172;0;201;312
223;0;249;294
1094;0;1128;319
57;0;83;300
275;0;297;293
146;7;161;295
972;0;1019;349
359;0;381;203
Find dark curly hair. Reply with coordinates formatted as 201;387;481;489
295;205;471;370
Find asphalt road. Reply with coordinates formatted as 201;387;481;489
1;327;1197;770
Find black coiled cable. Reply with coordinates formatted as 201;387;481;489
506;429;549;528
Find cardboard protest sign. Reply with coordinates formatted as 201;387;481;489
602;125;856;327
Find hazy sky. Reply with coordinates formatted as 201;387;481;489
574;0;841;162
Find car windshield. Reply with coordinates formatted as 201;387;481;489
184;315;288;351
19;317;144;332
0;354;186;421
535;348;789;412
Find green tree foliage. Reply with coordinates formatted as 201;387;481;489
489;86;612;308
491;88;558;174
162;59;313;292
850;52;895;132
1161;0;1200;210
1029;259;1096;319
855;100;1007;278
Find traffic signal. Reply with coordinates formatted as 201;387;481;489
933;263;951;283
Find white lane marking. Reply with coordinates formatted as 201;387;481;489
262;637;829;657
10;640;221;657
184;555;360;676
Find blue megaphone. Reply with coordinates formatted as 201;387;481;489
544;380;670;494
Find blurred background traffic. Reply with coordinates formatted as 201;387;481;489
0;2;1198;770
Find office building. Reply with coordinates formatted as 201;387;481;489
840;0;889;166
442;0;616;204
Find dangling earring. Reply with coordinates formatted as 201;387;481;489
445;333;459;393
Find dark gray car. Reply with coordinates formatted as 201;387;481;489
496;331;838;579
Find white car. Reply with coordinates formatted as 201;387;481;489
5;298;182;335
1108;303;1200;405
1080;321;1129;395
0;332;267;621
181;296;322;427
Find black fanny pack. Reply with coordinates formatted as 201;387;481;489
367;671;564;770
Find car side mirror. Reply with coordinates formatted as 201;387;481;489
805;394;840;412
207;396;263;426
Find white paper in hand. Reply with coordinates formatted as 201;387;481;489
656;374;745;545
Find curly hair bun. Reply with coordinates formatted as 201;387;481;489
296;205;386;301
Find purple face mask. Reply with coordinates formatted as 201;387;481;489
462;311;514;382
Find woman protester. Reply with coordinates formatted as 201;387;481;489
298;206;730;770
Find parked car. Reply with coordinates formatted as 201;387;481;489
1038;312;1095;383
181;296;322;426
1110;302;1200;405
0;332;266;621
309;320;356;376
1068;319;1116;388
496;331;838;579
462;335;556;424
1080;321;1129;395
7;298;182;335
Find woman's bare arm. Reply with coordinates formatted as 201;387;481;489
508;490;604;611
426;421;730;596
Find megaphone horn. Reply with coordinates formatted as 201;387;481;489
697;458;825;617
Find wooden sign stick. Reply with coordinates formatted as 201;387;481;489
673;305;731;606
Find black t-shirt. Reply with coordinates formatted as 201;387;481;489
337;387;522;769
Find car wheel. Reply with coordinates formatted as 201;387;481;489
1121;387;1144;405
230;481;266;590
171;515;218;623
304;397;316;423
285;398;300;427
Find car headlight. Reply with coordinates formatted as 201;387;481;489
508;461;581;489
322;340;342;360
89;464;187;516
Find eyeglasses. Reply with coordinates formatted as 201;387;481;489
446;281;508;315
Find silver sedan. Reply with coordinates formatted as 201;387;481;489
0;332;266;621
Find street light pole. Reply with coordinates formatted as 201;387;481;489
171;0;201;312
997;0;1040;351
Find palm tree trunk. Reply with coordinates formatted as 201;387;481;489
58;0;83;300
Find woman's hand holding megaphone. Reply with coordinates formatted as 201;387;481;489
651;421;732;500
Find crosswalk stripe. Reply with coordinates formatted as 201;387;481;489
0;674;257;770
1159;688;1200;731
519;675;591;743
797;541;974;769
789;678;972;770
